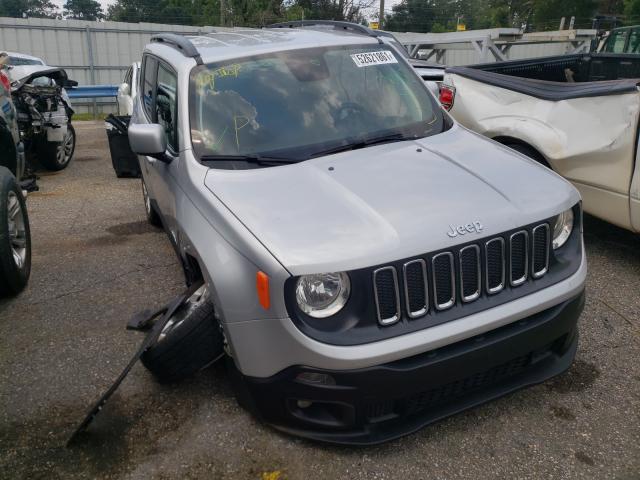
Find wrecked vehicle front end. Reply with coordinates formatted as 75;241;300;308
11;67;77;173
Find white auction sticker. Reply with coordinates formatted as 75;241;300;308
350;50;398;67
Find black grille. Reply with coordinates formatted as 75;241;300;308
373;267;399;325
459;246;480;301
532;225;549;277
510;231;528;286
432;253;454;310
372;222;551;326
403;260;428;318
485;238;504;293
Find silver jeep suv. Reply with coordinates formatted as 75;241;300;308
128;21;586;445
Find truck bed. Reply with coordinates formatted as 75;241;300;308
446;53;640;100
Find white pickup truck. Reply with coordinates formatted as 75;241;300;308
443;53;640;233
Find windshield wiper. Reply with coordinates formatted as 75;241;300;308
307;132;413;159
200;154;299;165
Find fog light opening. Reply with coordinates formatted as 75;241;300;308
295;372;336;386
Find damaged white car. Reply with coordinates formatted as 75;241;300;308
3;53;77;171
442;53;640;233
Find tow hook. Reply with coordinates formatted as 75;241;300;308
66;280;204;446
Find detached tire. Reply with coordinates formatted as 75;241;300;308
142;286;224;383
37;124;76;171
0;167;31;297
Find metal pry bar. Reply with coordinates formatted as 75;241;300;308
66;280;204;446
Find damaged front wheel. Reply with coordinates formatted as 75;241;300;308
37;124;76;171
141;285;224;383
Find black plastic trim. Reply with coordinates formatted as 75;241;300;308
230;290;585;446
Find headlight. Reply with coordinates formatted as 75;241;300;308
552;208;574;249
295;272;350;318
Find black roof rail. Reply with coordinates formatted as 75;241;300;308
266;20;380;38
151;33;203;65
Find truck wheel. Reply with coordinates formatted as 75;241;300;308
0;168;31;297
504;143;551;169
141;179;162;227
37;124;76;171
141;285;224;383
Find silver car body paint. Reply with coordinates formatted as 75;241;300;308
132;29;585;379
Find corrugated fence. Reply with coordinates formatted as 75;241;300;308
0;17;584;113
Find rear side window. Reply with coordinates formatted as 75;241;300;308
156;64;178;151
604;30;627;53
627;29;640;53
140;56;158;119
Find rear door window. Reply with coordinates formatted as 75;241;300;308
141;56;158;119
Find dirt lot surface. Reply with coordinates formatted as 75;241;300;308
1;121;639;479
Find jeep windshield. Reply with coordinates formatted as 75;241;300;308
189;44;443;164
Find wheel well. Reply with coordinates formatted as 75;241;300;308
492;136;551;169
183;253;204;286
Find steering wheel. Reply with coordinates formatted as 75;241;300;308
333;102;371;125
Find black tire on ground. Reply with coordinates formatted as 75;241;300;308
141;288;224;383
0;167;31;297
0;122;18;176
141;179;162;227
37;124;76;171
504;143;551;169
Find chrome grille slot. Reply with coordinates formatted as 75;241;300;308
532;224;550;278
403;260;428;318
373;266;401;325
459;245;481;302
432;252;455;310
485;238;505;294
510;231;528;286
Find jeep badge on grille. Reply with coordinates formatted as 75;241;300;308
447;221;483;238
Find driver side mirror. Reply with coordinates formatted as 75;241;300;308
128;123;172;163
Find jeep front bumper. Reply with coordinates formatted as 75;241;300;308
228;290;584;445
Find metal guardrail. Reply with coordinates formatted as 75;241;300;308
67;85;118;99
67;84;118;117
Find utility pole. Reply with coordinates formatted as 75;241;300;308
220;0;225;27
379;0;384;29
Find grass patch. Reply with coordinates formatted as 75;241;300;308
73;112;109;121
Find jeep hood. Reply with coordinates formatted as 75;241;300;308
204;125;580;275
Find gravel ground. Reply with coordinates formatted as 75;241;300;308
0;121;638;480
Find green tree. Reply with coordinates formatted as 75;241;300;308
0;0;58;18
63;0;103;19
292;0;375;22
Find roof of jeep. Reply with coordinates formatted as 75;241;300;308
148;28;380;65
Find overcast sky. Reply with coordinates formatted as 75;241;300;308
50;0;402;21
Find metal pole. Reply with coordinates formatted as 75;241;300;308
379;0;385;29
220;0;225;27
85;26;97;119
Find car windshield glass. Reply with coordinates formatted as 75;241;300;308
189;44;443;161
8;56;43;66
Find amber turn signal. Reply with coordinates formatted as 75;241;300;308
256;271;270;310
